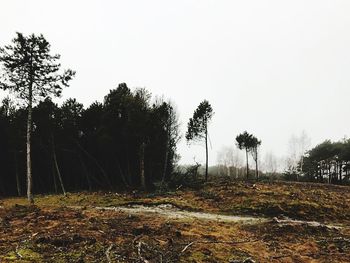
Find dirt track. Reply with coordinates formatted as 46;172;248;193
95;204;267;224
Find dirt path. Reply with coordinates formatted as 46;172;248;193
95;203;343;230
96;203;266;224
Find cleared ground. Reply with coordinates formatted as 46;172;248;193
0;180;349;262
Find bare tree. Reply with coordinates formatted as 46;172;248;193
287;130;311;180
217;146;244;178
217;146;233;177
299;130;311;177
263;151;278;176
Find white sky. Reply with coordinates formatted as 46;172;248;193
1;0;350;166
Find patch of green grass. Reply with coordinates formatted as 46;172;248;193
3;248;42;262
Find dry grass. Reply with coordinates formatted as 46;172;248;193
0;180;349;262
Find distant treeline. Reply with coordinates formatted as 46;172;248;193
286;139;350;184
0;83;180;196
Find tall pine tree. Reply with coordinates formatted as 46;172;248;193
186;100;213;181
0;33;75;203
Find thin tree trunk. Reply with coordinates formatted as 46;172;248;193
79;153;105;188
346;162;348;179
245;148;249;180
78;154;92;191
115;156;129;187
255;149;259;180
296;171;299;182
126;144;132;185
334;163;337;183
140;142;146;189
75;140;112;189
52;161;58;194
319;166;322;182
205;127;208;181
299;156;304;181
161;141;169;186
52;135;66;196
26;86;34;204
14;152;21;196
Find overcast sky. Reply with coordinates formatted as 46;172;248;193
1;0;350;166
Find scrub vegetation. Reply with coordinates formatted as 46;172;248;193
0;180;350;262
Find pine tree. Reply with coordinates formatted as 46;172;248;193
0;33;75;203
186;100;214;181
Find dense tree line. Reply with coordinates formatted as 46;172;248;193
299;139;350;184
0;84;180;196
0;33;181;199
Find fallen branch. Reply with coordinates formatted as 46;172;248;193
270;254;291;260
105;244;113;263
137;241;142;258
181;241;195;254
199;239;260;245
180;239;259;254
181;239;259;246
272;217;342;230
137;241;149;263
15;244;23;259
132;235;143;245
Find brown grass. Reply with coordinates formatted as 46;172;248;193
0;180;349;262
